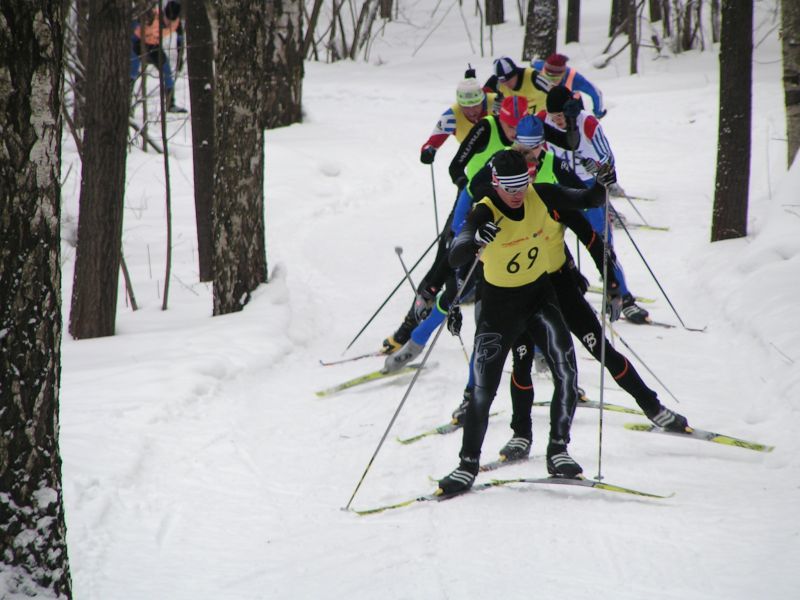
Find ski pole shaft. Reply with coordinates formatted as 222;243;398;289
607;203;689;330
343;251;483;511
394;246;417;295
596;187;611;482
607;324;681;404
622;195;651;226
343;235;439;354
430;165;439;237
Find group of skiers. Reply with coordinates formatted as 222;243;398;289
379;54;689;495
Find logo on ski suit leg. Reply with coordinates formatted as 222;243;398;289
515;344;528;360
582;332;597;352
474;332;502;374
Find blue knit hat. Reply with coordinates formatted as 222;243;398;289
516;115;545;147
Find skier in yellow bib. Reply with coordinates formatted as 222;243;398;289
438;149;609;494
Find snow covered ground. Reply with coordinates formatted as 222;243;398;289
52;2;799;599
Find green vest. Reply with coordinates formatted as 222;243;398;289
534;151;557;184
465;117;510;182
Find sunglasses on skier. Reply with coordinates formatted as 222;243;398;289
493;172;530;195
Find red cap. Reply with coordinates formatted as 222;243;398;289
499;96;528;128
544;53;568;76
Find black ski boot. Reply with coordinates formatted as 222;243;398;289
546;441;583;479
382;311;417;355
450;388;473;426
437;458;479;495
648;406;689;432
622;293;650;324
499;436;531;462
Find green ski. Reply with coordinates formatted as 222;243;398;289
353;475;671;515
396;411;502;445
315;363;425;398
624;423;774;453
534;399;644;416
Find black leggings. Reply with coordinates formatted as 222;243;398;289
550;266;660;416
460;276;579;463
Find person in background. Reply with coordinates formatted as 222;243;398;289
131;1;186;114
531;53;606;119
482;56;550;116
381;72;498;356
418;73;498;166
382;96;528;372
538;85;650;325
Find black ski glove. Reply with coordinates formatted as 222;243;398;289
474;221;501;246
447;306;463;336
596;162;618;187
563;98;582;118
420;146;436;164
413;288;436;321
580;157;600;175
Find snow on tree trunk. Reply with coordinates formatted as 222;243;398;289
263;0;304;129
523;0;558;62
212;0;268;315
69;0;131;339
782;0;800;167
712;0;753;242
0;2;73;597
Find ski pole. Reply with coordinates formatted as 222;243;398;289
607;203;690;330
343;251;483;511
620;195;652;227
430;164;440;237
397;245;470;364
394;246;418;295
606;324;681;404
343;235;439;354
596;186;611;482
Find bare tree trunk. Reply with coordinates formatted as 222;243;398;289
212;0;268;315
566;0;580;44
486;0;504;25
681;0;699;51
661;0;671;38
70;0;131;338
380;0;393;20
782;0;800;166
628;0;638;74
649;0;662;22
304;0;325;57
610;0;628;37
712;0;753;242
73;0;90;129
711;0;721;43
523;0;558;62
185;0;215;281
349;0;374;59
0;1;72;596
264;0;304;129
156;12;173;310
